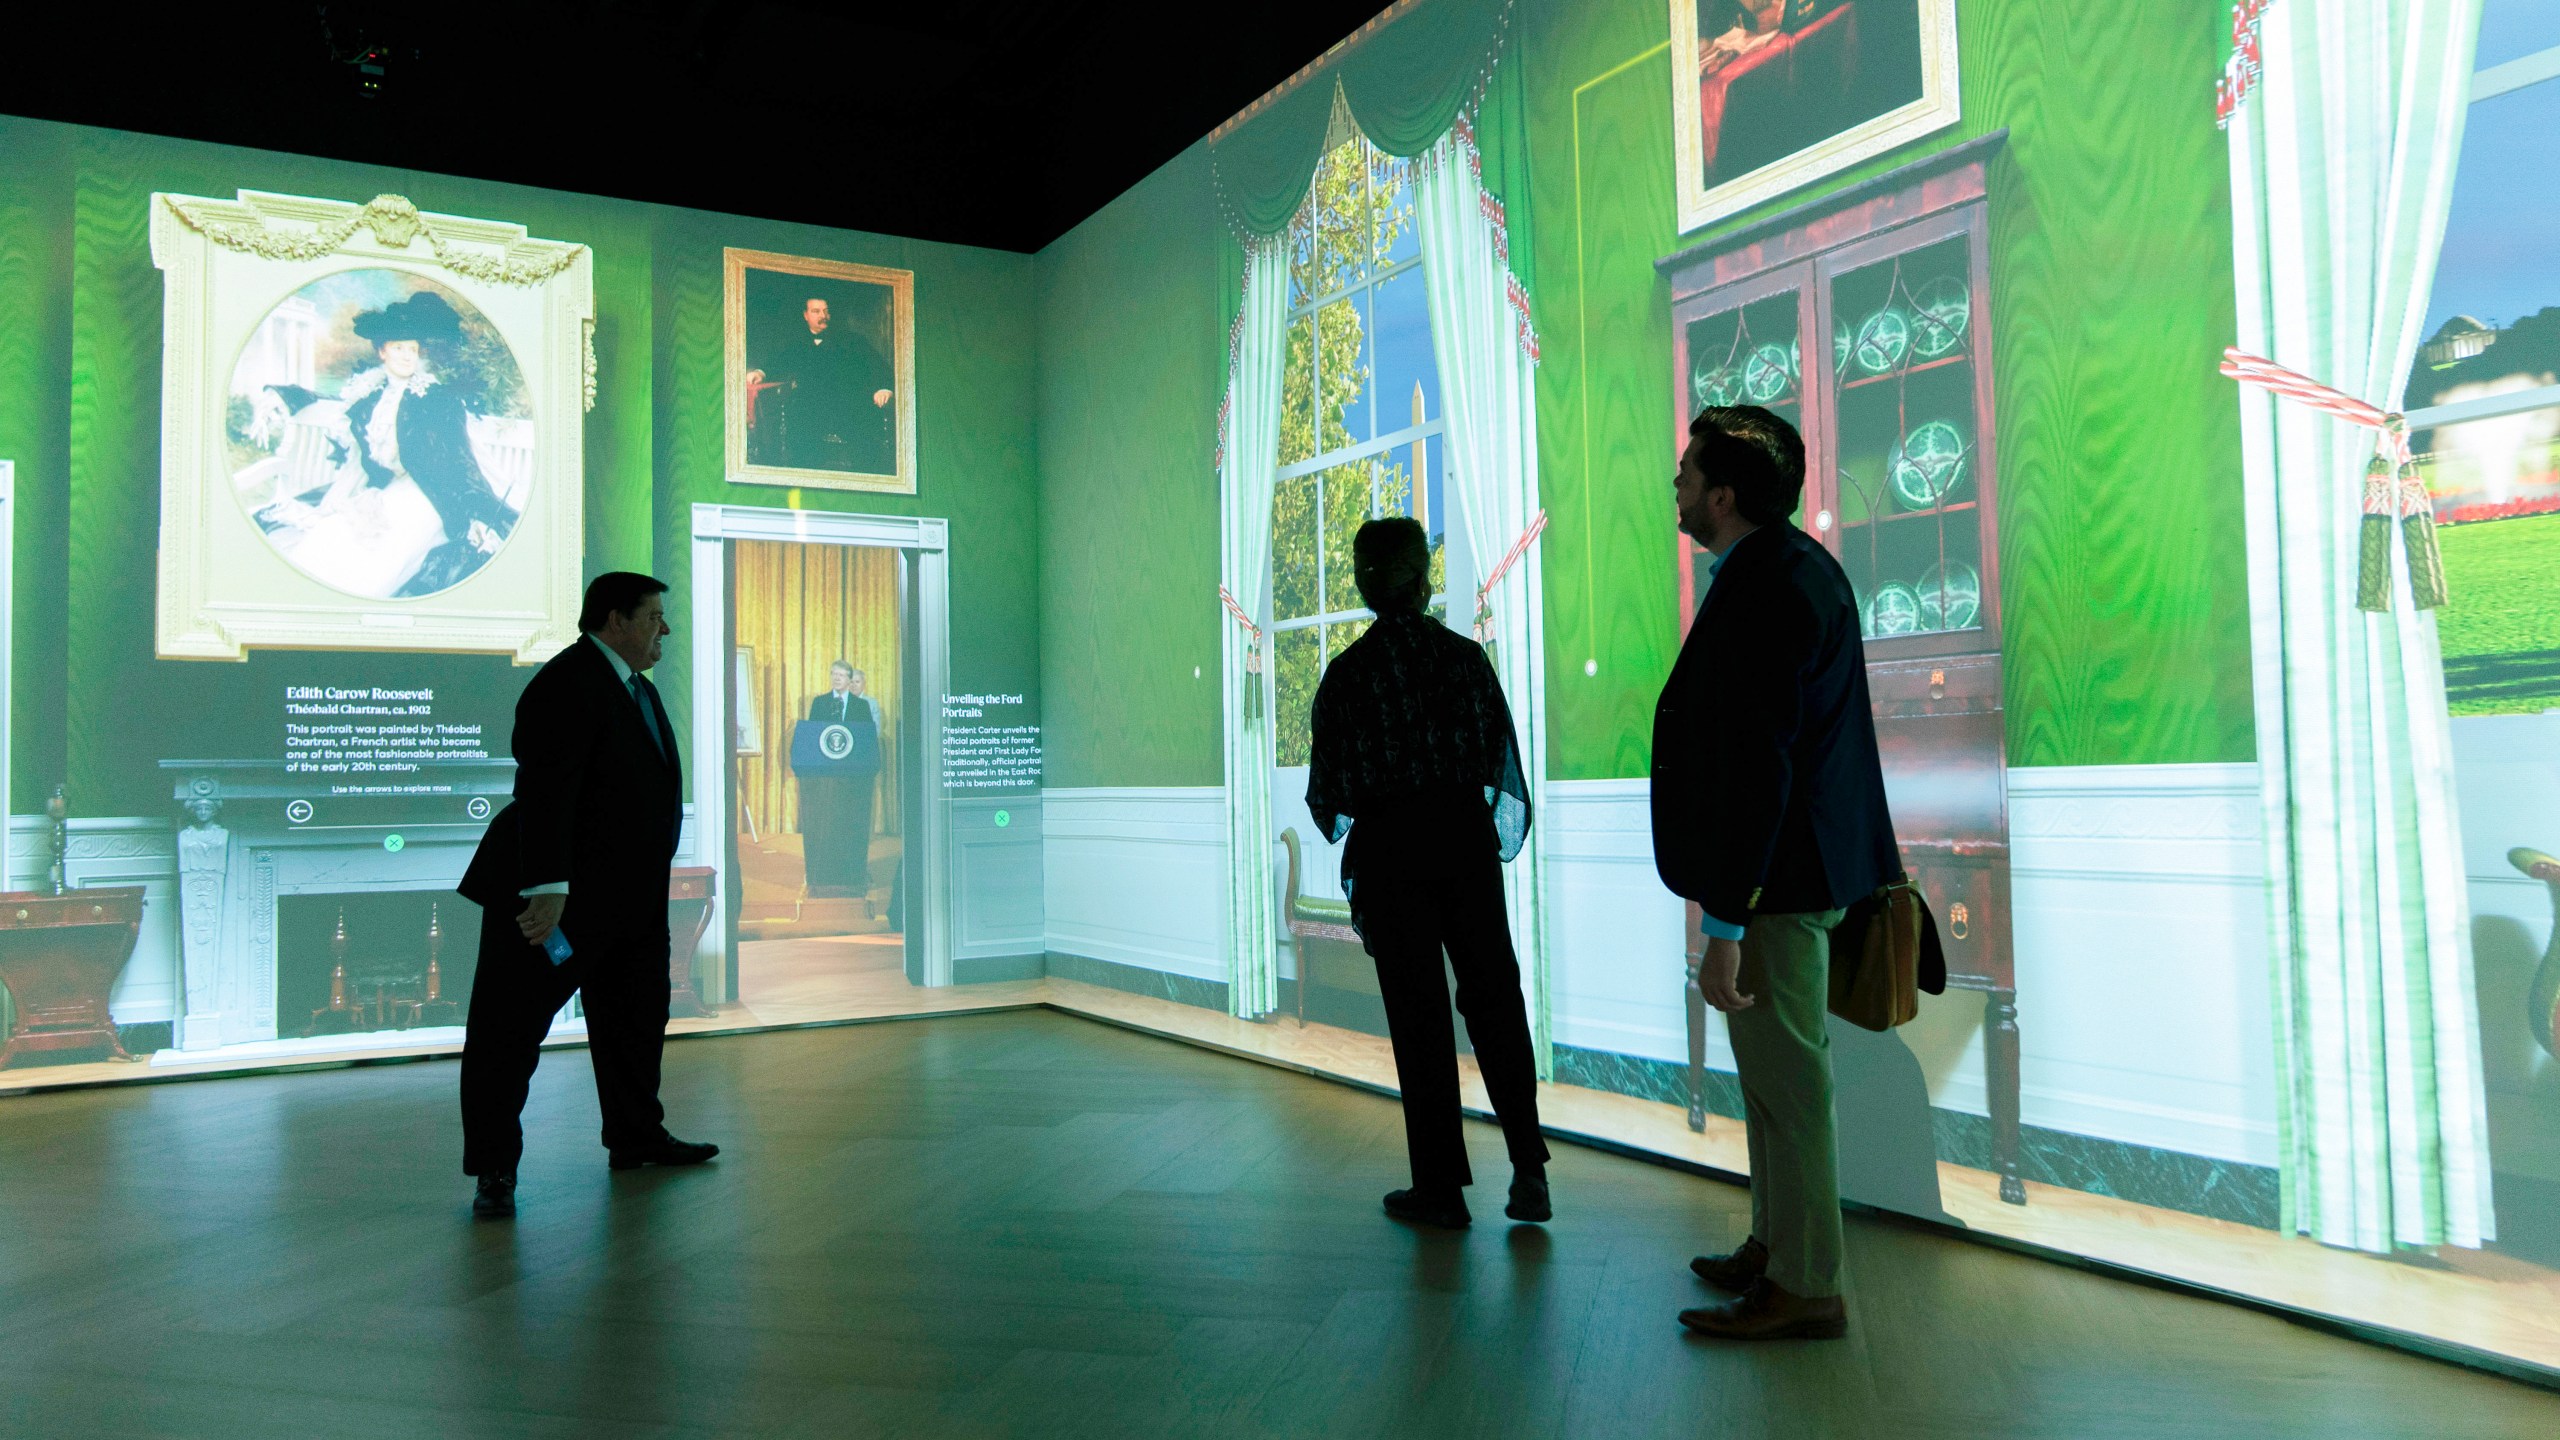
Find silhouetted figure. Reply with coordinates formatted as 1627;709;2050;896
457;572;719;1218
1653;406;1898;1340
1307;517;1550;1230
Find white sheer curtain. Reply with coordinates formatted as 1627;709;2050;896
2225;0;2494;1252
1414;128;1554;1075
1218;240;1290;1019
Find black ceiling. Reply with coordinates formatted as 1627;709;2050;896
13;1;1393;253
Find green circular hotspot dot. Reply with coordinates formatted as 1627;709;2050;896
993;810;1011;829
384;834;405;853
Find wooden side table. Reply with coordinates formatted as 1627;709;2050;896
669;867;717;1019
0;886;148;1067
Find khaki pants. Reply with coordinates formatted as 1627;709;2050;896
1729;909;1848;1298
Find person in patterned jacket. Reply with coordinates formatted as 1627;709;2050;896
1306;516;1549;1231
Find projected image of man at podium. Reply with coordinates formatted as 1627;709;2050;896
796;661;881;897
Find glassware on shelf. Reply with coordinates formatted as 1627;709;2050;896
1743;343;1794;402
1697;365;1747;407
1916;559;1982;632
1864;582;1921;637
1910;274;1971;359
1852;306;1911;375
1888;419;1970;509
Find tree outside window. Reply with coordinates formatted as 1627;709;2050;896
1271;128;1450;766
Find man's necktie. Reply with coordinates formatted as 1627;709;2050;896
631;676;668;761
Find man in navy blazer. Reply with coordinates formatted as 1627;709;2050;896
457;572;717;1217
1651;406;1899;1339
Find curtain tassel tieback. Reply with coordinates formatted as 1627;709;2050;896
2219;348;2448;613
1219;586;1266;724
1472;509;1549;670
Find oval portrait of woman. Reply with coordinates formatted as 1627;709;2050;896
224;269;535;600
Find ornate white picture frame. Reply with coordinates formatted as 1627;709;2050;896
151;190;591;662
1670;0;1962;235
725;248;917;495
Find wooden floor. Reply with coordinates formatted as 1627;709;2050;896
1;1011;2553;1439
12;946;2560;1378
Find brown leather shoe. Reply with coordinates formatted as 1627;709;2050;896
1677;1277;1847;1340
1688;1236;1768;1291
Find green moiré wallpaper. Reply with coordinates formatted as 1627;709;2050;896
0;119;75;812
1524;0;2257;776
1034;0;2260;789
0;113;1039;818
1032;144;1228;790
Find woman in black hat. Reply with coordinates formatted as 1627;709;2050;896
336;290;520;594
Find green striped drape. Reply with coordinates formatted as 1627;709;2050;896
2224;0;2496;1253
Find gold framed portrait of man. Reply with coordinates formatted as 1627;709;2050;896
725;249;917;494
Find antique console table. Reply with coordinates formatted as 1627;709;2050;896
669;866;717;1019
0;886;149;1066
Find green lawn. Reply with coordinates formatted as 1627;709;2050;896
2435;511;2560;714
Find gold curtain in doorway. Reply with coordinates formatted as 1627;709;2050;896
733;540;902;840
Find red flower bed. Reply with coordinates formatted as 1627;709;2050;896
2437;496;2560;526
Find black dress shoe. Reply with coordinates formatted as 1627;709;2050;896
1678;1277;1847;1340
609;1136;720;1170
472;1175;517;1218
1689;1235;1768;1290
1383;1188;1471;1229
1505;1176;1552;1223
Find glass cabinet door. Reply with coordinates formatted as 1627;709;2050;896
1673;269;1818;625
1816;220;1997;655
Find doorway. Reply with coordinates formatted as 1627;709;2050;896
685;504;953;1022
731;538;905;948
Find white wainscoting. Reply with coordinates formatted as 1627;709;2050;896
952;795;1045;962
2449;713;2560;1182
1946;763;2277;1167
1043;767;2288;1167
1539;780;1691;1064
1042;788;1227;982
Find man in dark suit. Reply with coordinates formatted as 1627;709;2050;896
799;661;881;897
457;572;718;1218
745;296;894;474
1652;406;1899;1339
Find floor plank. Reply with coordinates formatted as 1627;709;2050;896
0;1009;2553;1439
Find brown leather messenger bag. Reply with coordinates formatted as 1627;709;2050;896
1827;876;1949;1032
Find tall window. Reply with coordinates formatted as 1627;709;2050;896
2415;1;2560;714
1270;127;1450;768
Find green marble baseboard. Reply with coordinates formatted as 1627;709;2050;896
1550;1042;2279;1231
950;953;1044;985
1043;951;1229;1013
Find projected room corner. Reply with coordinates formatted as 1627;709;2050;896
2;0;2559;1390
